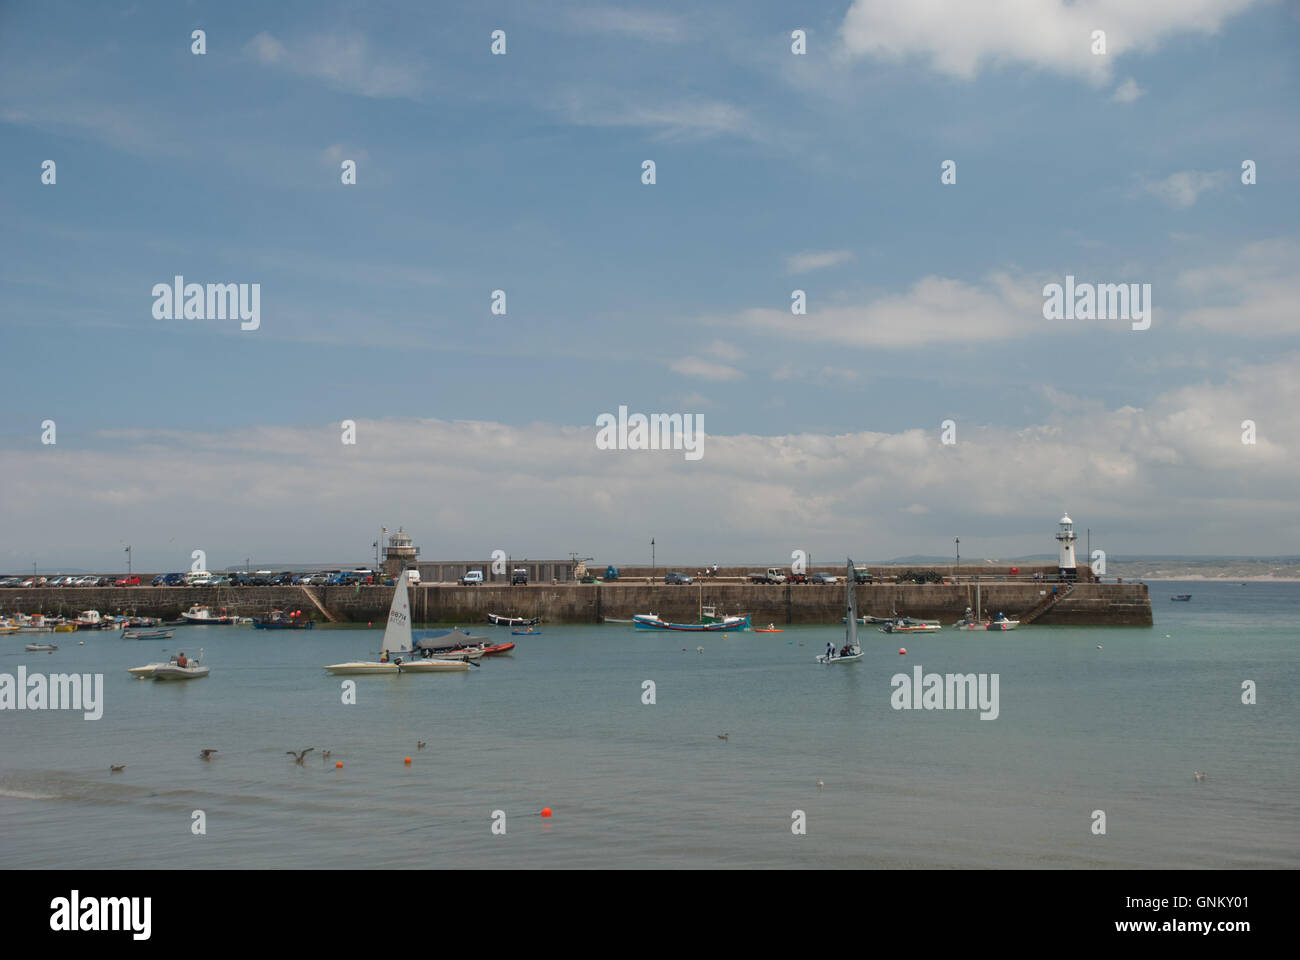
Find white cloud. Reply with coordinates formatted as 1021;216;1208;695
669;356;743;380
786;249;854;274
568;7;685;42
1113;77;1144;102
8;357;1295;566
244;32;422;98
733;272;1040;348
1176;239;1300;336
703;339;745;362
838;0;1259;82
1143;170;1227;208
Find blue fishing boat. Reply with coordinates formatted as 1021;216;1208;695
1171;595;1192;601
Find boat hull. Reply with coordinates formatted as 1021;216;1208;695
322;662;400;675
398;659;471;673
482;642;515;656
152;666;209;681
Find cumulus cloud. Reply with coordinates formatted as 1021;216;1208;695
1176;239;1299;336
5;355;1295;567
838;0;1259;83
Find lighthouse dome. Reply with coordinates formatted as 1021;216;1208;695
1060;514;1073;525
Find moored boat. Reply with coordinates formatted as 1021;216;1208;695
25;643;58;652
75;610;111;630
880;618;942;634
1171;595;1192;601
181;605;236;624
123;630;174;641
488;612;539;626
252;609;314;629
632;613;743;632
482;641;516;656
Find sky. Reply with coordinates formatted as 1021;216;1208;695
1;0;1298;572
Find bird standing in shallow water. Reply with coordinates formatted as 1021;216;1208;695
110;764;125;773
287;748;314;765
199;749;218;761
717;733;729;741
417;741;426;750
321;750;331;761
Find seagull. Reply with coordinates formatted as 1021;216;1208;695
1194;771;1205;782
817;779;824;791
717;733;729;741
417;741;426;751
696;646;704;653
287;748;314;765
110;764;125;773
321;750;331;760
199;749;218;761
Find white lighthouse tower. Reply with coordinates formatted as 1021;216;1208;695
1055;513;1078;581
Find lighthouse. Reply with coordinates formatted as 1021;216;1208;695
1055;513;1078;582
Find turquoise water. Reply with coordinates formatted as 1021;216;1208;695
1;581;1296;868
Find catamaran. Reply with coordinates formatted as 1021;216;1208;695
324;577;469;675
817;560;864;664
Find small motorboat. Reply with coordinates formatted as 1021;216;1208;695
181;605;236;624
482;641;516;656
252;609;314;629
489;613;539;627
323;660;401;676
53;623;78;633
76;610;112;630
511;628;540;636
123;630;174;641
123;617;160;629
130;650;207;680
879;618;942;634
1171;595;1192;601
397;658;472;673
25;643;58;652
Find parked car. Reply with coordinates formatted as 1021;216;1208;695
811;572;838;585
162;573;185;586
460;571;484;586
115;575;141;586
853;568;874;584
511;568;528;586
664;572;693;585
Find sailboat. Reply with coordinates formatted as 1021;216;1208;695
817;559;864;664
323;576;469;675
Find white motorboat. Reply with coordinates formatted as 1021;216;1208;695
129;650;207;680
75;610;108;630
953;583;1019;631
181;605;236;624
817;559;864;664
880;618;942;634
25;643;59;652
323;577;465;675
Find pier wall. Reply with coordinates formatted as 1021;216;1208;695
3;581;1152;626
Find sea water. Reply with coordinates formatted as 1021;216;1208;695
1;581;1296;868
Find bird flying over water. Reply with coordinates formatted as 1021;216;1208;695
287;748;314;765
110;764;125;773
199;749;218;761
717;733;729;741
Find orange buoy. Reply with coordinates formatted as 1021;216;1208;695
540;807;552;818
899;647;906;655
335;761;343;768
404;757;412;765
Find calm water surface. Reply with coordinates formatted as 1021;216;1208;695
2;581;1296;868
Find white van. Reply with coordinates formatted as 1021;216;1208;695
183;571;212;585
406;569;421;585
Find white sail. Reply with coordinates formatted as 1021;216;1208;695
845;558;859;649
381;575;413;655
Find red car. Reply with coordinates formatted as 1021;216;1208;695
115;575;141;586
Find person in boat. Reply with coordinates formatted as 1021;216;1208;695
379;652;389;663
176;652;188;667
826;642;834;660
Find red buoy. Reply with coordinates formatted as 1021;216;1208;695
404;757;412;765
540;807;552;818
899;647;906;655
335;761;343;769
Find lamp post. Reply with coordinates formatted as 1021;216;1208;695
125;544;132;575
954;538;959;583
651;538;655;584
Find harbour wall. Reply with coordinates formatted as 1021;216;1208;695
2;581;1152;626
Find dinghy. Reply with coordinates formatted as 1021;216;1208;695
817;561;864;664
25;643;58;652
123;630;174;641
325;577;467;675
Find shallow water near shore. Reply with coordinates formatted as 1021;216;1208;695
1;580;1296;868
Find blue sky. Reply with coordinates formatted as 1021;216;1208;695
2;0;1298;571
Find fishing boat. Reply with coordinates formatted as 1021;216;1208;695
1171;595;1192;601
25;643;58;652
817;560;863;663
123;630;174;641
181;605;236;624
252;609;314;629
325;577;469;675
488;613;539;626
122;616;160;629
75;610;111;630
699;604;751;630
632;613;745;632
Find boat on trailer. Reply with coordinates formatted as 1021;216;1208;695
817;560;863;664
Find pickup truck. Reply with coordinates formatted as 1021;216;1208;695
748;568;787;584
853;568;874;584
460;571;484;586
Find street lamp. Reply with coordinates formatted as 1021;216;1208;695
125;544;132;575
954;538;959;583
651;538;655;583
